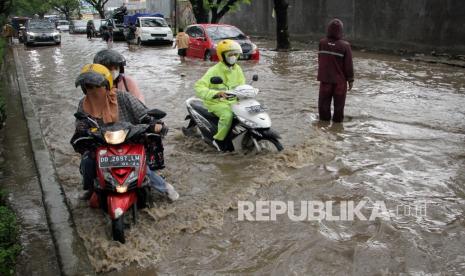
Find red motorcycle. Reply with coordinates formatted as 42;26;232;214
72;109;166;243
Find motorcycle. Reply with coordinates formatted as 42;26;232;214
182;75;283;152
71;109;166;243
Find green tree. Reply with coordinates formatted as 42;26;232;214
11;0;51;18
189;0;251;24
82;0;109;19
0;0;14;18
49;0;80;20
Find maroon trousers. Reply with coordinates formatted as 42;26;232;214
318;82;347;123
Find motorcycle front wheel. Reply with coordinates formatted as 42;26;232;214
112;216;125;244
243;135;283;153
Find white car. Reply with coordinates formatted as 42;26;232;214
134;17;173;44
56;20;69;31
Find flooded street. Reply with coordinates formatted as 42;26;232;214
13;33;465;274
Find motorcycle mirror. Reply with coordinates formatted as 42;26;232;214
252;74;258;82
74;111;88;120
210;76;223;85
147;109;166;120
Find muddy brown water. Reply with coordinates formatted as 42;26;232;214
11;34;465;274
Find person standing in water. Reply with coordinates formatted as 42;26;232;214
317;18;354;123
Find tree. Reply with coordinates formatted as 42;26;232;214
49;0;80;20
0;0;14;17
82;0;109;19
189;0;251;24
11;0;51;18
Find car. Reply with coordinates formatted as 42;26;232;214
69;20;87;34
23;19;61;46
56;20;69;31
185;24;259;61
124;15;173;45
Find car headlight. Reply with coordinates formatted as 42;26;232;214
27;32;35;36
52;32;59;36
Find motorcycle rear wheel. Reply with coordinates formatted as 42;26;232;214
112;216;125;244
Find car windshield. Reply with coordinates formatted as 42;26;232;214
141;18;168;27
206;26;246;40
28;21;55;30
57;21;69;26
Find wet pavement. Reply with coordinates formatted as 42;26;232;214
9;33;465;274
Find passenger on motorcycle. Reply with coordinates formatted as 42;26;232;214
72;63;179;201
194;39;245;151
93;49;145;103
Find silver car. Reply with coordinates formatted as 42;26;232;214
69;20;87;34
56;20;69;31
24;20;61;46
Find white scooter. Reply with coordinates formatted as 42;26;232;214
182;75;283;152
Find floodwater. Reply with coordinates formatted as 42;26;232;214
12;33;465;275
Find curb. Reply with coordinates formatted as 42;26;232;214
12;48;94;275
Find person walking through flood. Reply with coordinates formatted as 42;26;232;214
86;20;95;40
126;22;138;49
173;28;190;62
2;22;14;45
317;18;354;123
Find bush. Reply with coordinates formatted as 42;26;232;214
0;37;5;127
0;191;20;276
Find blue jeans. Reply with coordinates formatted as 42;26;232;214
80;152;167;193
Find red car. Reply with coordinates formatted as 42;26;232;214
185;24;259;61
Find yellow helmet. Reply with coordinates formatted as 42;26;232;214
216;39;242;63
75;63;113;93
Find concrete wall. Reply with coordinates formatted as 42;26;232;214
222;0;465;55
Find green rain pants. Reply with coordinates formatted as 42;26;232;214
208;102;233;141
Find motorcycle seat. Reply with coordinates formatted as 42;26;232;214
191;101;219;123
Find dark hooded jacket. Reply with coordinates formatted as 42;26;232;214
317;19;354;84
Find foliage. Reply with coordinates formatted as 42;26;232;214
49;0;80;20
189;0;251;23
0;0;14;18
82;0;109;19
10;0;51;18
0;191;21;276
0;38;5;127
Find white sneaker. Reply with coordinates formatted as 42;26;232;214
165;182;179;201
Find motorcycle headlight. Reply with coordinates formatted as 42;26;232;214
104;129;128;144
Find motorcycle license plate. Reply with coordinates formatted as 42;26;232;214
99;155;141;168
246;104;266;113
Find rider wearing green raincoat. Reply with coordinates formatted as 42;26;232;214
194;39;245;146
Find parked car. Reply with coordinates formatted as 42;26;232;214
23;19;61;46
185;24;259;61
123;14;173;44
69;20;87;34
56;20;69;31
